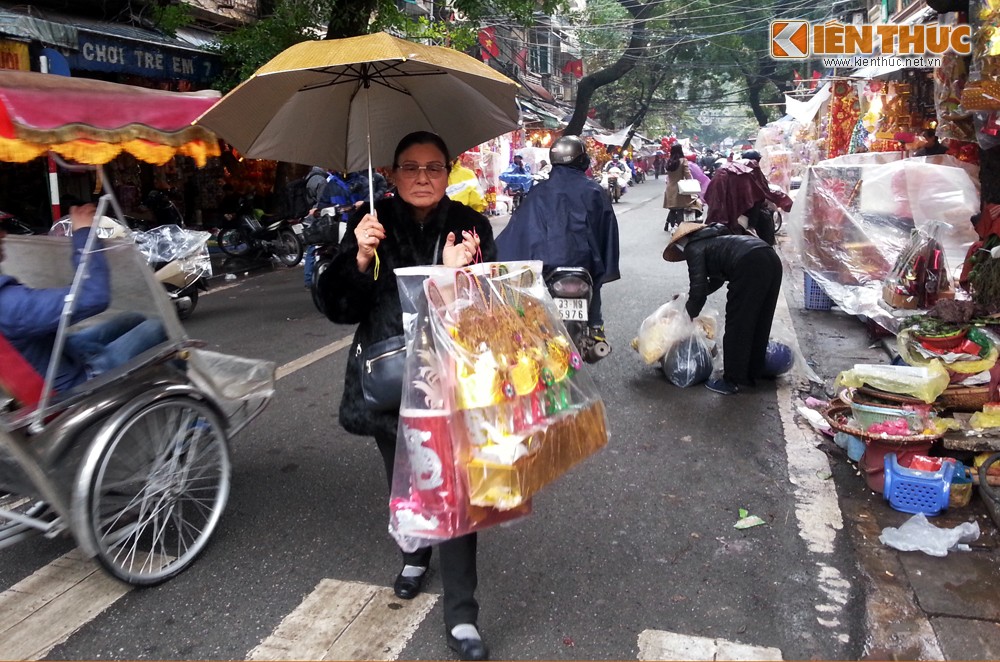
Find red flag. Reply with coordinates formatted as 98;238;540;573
514;48;528;71
810;70;822;90
478;28;499;60
793;70;802;82
562;58;583;79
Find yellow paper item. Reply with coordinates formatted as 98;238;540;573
835;361;950;404
466;401;607;510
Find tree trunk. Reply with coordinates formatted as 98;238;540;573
326;0;380;39
621;70;667;149
564;0;656;136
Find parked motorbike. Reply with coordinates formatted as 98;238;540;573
545;267;611;363
217;196;304;267
50;217;211;320
134;225;211;319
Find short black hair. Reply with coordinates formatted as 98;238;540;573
393;131;451;169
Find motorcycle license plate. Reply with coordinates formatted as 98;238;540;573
292;223;304;235
554;297;588;321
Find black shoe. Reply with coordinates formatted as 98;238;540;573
393;567;427;599
705;378;739;395
447;630;489;661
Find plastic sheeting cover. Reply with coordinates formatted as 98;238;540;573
788;153;979;331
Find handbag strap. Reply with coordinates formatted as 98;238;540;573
432;231;444;266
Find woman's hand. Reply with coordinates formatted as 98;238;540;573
355;212;385;272
441;230;480;268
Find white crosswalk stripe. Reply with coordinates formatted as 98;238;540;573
248;579;437;661
0;549;130;660
638;630;783;661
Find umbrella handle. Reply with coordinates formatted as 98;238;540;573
365;89;381;280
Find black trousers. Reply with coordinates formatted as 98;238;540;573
747;202;776;246
724;247;782;385
375;432;479;629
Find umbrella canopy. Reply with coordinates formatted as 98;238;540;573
195;32;521;172
0;70;221;166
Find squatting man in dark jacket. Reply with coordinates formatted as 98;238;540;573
0;196;166;395
663;222;782;395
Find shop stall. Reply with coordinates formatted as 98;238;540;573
788;152;980;331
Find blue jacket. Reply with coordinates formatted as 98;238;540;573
0;229;111;392
496;165;621;284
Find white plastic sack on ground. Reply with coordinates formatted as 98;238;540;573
635;294;716;365
879;513;980;557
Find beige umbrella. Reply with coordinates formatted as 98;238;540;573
196;32;521;207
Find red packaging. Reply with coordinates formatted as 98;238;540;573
392;408;530;545
956;339;983;356
396;409;460;536
906;455;943;472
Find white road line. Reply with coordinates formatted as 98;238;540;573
276;335;354;381
0;549;130;660
774;275;851;641
638;630;783;661
247;579;437;661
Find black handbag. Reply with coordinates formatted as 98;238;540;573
359;334;406;412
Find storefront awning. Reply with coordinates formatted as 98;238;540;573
521;79;556;102
0;70;221;166
0;9;221;83
518;99;563;128
0;12;76;49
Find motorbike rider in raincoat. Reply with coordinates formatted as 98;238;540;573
495;135;621;341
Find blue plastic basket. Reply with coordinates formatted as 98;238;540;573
883;454;955;516
804;273;834;311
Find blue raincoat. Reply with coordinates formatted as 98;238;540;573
495;165;621;285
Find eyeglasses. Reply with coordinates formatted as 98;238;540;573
396;163;448;179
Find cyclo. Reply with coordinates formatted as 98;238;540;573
0;187;275;585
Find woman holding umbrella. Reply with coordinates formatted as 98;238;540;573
316;131;493;661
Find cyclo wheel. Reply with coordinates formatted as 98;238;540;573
84;397;230;585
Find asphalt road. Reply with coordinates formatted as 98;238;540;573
1;181;868;660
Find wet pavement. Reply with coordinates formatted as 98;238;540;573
788;265;1000;661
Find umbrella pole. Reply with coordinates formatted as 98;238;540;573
366;90;374;212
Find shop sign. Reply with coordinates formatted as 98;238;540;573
0;40;29;71
771;20;972;61
68;34;219;83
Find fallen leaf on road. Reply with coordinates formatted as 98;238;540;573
734;515;767;529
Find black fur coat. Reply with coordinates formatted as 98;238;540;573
318;195;496;440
